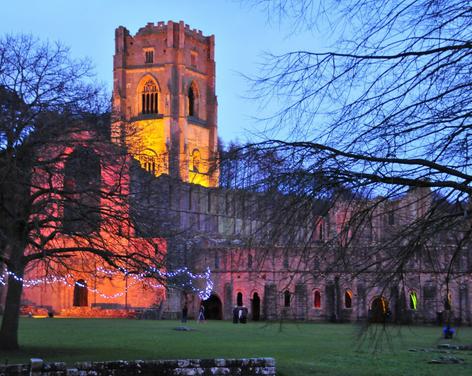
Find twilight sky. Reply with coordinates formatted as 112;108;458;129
0;0;322;144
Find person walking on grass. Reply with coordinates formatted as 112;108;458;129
198;303;205;323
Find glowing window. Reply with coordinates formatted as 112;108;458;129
141;80;158;114
345;289;353;309
191;149;201;173
409;291;418;310
314;290;321;308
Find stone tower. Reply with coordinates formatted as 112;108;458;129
112;21;218;187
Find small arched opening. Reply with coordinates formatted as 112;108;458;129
345;289;353;309
73;279;88;307
203;294;223;320
409;291;418;310
370;296;389;323
188;82;198;117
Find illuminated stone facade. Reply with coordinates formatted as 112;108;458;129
136;177;472;324
112;21;218;188
10;21;471;324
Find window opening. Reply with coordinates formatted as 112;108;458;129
345;289;353;309
314;290;321;308
141;80;158;114
409;291;418;310
145;50;154;64
237;292;243;306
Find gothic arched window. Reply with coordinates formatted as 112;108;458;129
345;289;353;309
188;82;198;117
409;291;418;310
141;79;159;114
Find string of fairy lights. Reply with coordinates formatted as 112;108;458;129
0;266;214;300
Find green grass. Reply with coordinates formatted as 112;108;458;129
1;318;472;375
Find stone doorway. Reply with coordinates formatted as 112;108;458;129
252;292;261;321
370;296;389;323
203;294;223;320
73;279;88;307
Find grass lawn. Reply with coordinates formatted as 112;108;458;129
0;318;472;375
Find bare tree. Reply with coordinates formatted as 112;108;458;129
0;35;165;350
230;0;472;323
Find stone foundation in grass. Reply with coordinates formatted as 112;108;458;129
0;358;276;375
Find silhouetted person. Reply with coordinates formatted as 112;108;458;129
181;303;188;323
233;306;239;323
198;303;205;323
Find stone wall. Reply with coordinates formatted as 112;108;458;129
0;358;276;376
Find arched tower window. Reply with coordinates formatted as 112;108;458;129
188;82;199;117
63;147;101;234
141;79;159;114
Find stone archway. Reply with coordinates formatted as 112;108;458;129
252;292;261;321
203;294;223;320
370;296;389;323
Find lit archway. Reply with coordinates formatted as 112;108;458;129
345;289;353;309
409;291;418;310
370;296;389;323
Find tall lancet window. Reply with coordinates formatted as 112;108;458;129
141;80;159;114
188;85;196;117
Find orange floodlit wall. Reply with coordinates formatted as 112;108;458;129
21;128;166;314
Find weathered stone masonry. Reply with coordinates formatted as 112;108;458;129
0;358;276;376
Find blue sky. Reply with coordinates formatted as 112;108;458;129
0;0;322;144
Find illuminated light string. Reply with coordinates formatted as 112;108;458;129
0;266;214;300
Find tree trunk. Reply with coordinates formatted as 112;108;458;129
0;263;25;350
